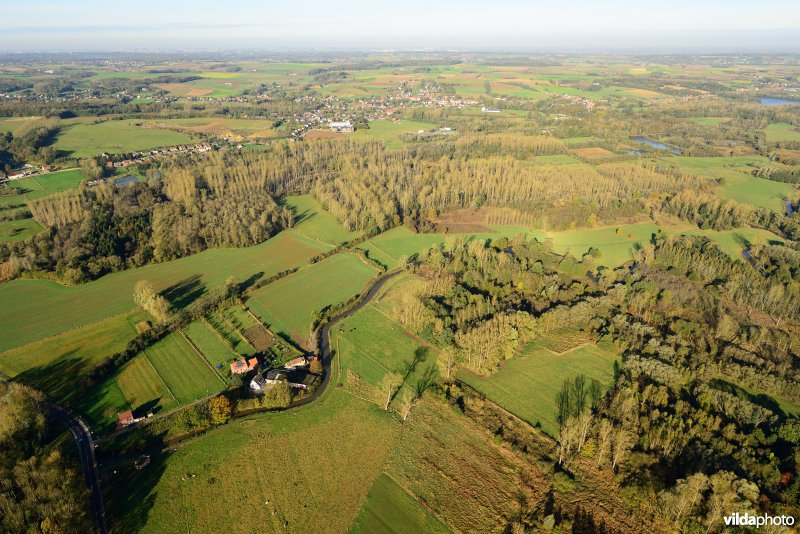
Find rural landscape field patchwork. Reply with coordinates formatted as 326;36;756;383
0;24;800;534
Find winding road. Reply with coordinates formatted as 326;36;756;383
48;402;108;534
49;269;401;533
291;269;401;408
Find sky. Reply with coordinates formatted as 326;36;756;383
1;0;799;52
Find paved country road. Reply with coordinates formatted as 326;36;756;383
293;269;402;408
48;402;108;534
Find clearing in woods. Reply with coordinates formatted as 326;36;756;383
458;339;619;436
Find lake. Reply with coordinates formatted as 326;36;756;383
632;136;682;155
760;97;800;106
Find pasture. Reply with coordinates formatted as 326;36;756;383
0;169;86;206
54;119;195;157
107;389;401;534
765;123;800;143
0;230;328;353
205;311;257;357
143;332;225;403
350;473;450;534
182;320;240;371
0;311;144;402
458;340;619;436
334;277;439;401
352;120;437;148
668;156;794;211
0;217;42;241
116;355;177;413
283;194;361;245
247;253;379;345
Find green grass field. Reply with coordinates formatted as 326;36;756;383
247;253;379;345
0;217;43;241
0;230;328;353
0;311;143;401
350;473;450;534
335;295;439;401
54;119;195;157
107;389;401;534
352;120;437;148
668;156;794;211
143;332;224;403
182;320;240;371
458;340;619;436
283;194;361;245
765;123;800;143
206;312;257;356
116;354;177;413
0;169;86;206
540;223;660;267
74;377;130;430
688;117;730;126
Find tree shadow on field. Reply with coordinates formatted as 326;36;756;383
100;429;169;533
239;272;264;292
16;351;92;406
134;398;163;417
162;275;206;309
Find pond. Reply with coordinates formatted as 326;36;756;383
760;97;800;106
114;175;141;187
632;136;682;155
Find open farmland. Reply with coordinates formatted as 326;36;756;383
458;340;619;436
0;310;145;402
352;120;436;148
54;118;196;157
143;332;224;403
765;123;800;143
115;354;177;413
107;389;401;534
667;156;795;210
0;230;328;353
350;473;450;534
247;253;379;345
0;169;86;205
206;312;257;356
283;194;361;245
182;320;240;372
336;308;437;400
0;217;42;241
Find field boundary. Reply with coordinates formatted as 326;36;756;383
140;350;178;403
178;329;227;385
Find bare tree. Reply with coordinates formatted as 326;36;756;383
611;429;634;470
399;390;419;422
381;373;402;411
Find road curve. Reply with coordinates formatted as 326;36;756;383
48;402;108;534
292;269;402;408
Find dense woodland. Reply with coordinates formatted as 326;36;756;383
0;382;91;533
397;234;800;529
1;138;703;282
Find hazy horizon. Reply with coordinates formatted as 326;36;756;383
1;0;799;53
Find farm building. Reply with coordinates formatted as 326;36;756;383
329;121;353;133
250;367;313;392
481;106;501;113
116;410;135;431
283;355;308;369
231;357;260;375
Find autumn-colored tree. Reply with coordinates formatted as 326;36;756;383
209;395;233;425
